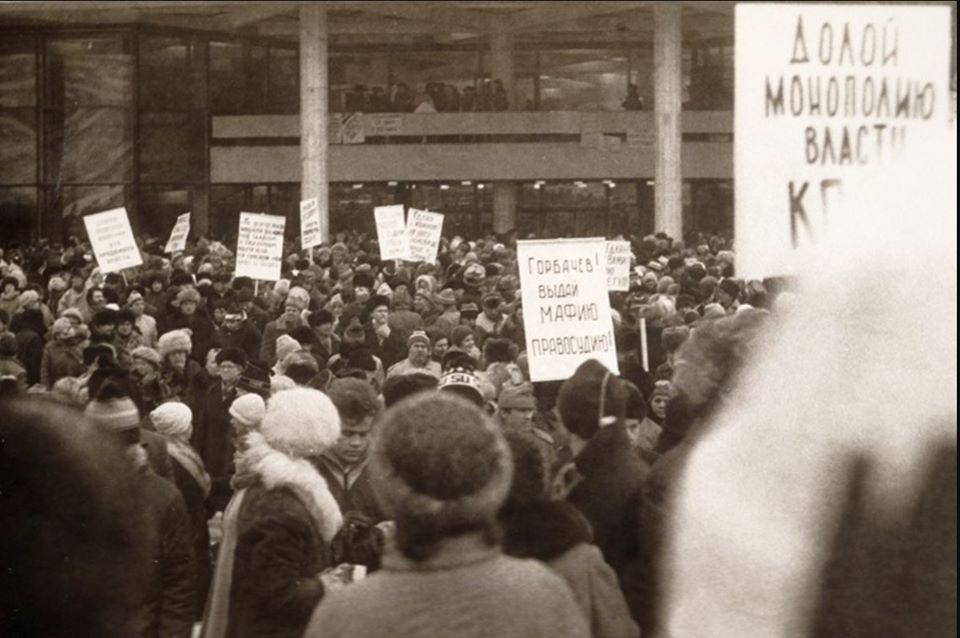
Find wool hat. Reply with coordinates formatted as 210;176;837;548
215;347;247;368
702;303;727;320
229;393;266;429
498;382;536;410
434;289;457;307
260;387;340;458
459;302;480;318
408;330;430;349
370;393;513;530
451;325;475;349
174;288;201;307
462;263;486;287
158;330;192;358
285;286;311;311
281;350;320;374
91;309;118;327
438;366;485;407
130;346;162;367
17;290;40;308
60;307;86;324
223;303;244;321
150;402;193;441
661;325;691;353
52;317;74;338
85;397;140;432
557;359;626;440
650;380;673;402
274;279;291;297
275;334;302;363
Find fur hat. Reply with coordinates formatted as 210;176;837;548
661;326;691;353
51;317;73;338
174;288;201;307
557;359;626;440
237;363;271;397
85;397;140;432
434;289;457;307
260;387;340;458
462;263;486;288
130;346;162;367
150;402;193;441
158;330;192;358
17;290;40;308
371;393;513;530
229;393;266;429
498;382;535;411
285;286;311;311
275;334;302;363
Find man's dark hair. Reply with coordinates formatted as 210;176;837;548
382;373;439;408
326;377;380;422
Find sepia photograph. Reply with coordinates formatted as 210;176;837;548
0;2;955;637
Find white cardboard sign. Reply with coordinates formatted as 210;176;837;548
518;238;619;382
407;209;444;263
374;205;410;261
735;3;952;279
83;207;143;273
164;212;191;254
300;198;323;250
236;212;285;281
606;240;631;291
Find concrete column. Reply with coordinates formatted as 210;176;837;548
492;182;517;234
654;3;683;239
300;4;329;243
489;32;515;107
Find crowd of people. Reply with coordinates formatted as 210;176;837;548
341;79;512;114
0;225;953;638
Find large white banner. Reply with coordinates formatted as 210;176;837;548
236;212;285;281
518;238;619;382
735;4;952;279
300;198;323;250
83;207;142;273
407;209;444;263
374;205;410;261
164;212;191;254
606;240;631;291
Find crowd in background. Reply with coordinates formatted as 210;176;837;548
341;79;512;114
0;225;952;638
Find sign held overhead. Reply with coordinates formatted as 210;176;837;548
164;212;191;254
235;212;285;282
83;207;143;273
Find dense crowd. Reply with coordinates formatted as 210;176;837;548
0;227;952;638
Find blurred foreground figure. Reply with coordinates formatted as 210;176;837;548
661;185;957;635
306;393;590;638
0;399;153;637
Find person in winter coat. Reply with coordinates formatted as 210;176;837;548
128;289;158;348
499;431;639;638
1;398;154;638
151;402;213;618
216;303;261;364
305;393;590;638
557;359;651;627
85;386;197;638
158;329;208;414
195;347;246;513
12;307;45;386
259;289;309;365
40;317;86;389
216;387;345;638
130;346;166;416
0;333;28;392
159;288;219;366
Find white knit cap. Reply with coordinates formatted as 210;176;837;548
150;402;193;441
275;334;302;363
229;393;266;429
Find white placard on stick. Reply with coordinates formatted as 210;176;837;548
374;205;410;261
518;238;619;382
300;198;322;250
164;212;191;254
606;240;631;291
83;207;143;273
236;212;285;281
407;209;444;263
735;3;952;279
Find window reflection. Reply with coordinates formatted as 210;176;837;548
538;50;627;111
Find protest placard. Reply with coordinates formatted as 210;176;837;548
300;198;323;250
374;205;410;261
735;4;952;279
235;212;285;281
518;238;619;382
83;207;142;273
407;209;444;263
164;212;191;254
606;240;631;291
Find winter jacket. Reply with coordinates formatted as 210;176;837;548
305;533;590;638
160;312;220;365
40;339;85;389
500;501;639;638
169;457;213;616
567;423;651;625
216;322;262;364
195;382;238;513
15;326;44;385
0;356;28;392
160;359;209;417
134;465;197;638
226;444;342;638
313;453;385;524
260;316;306;366
364;323;405;369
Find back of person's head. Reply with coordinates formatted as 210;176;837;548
382;373;439;408
556;359;629;441
326;377;380;422
0;398;152;637
500;430;549;511
372;393;512;562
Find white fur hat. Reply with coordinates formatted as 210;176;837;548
158;329;192;358
260;387;340;458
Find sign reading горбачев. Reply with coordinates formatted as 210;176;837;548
518;238;619;382
735;3;952;279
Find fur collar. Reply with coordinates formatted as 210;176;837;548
246;437;343;542
499;500;593;562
